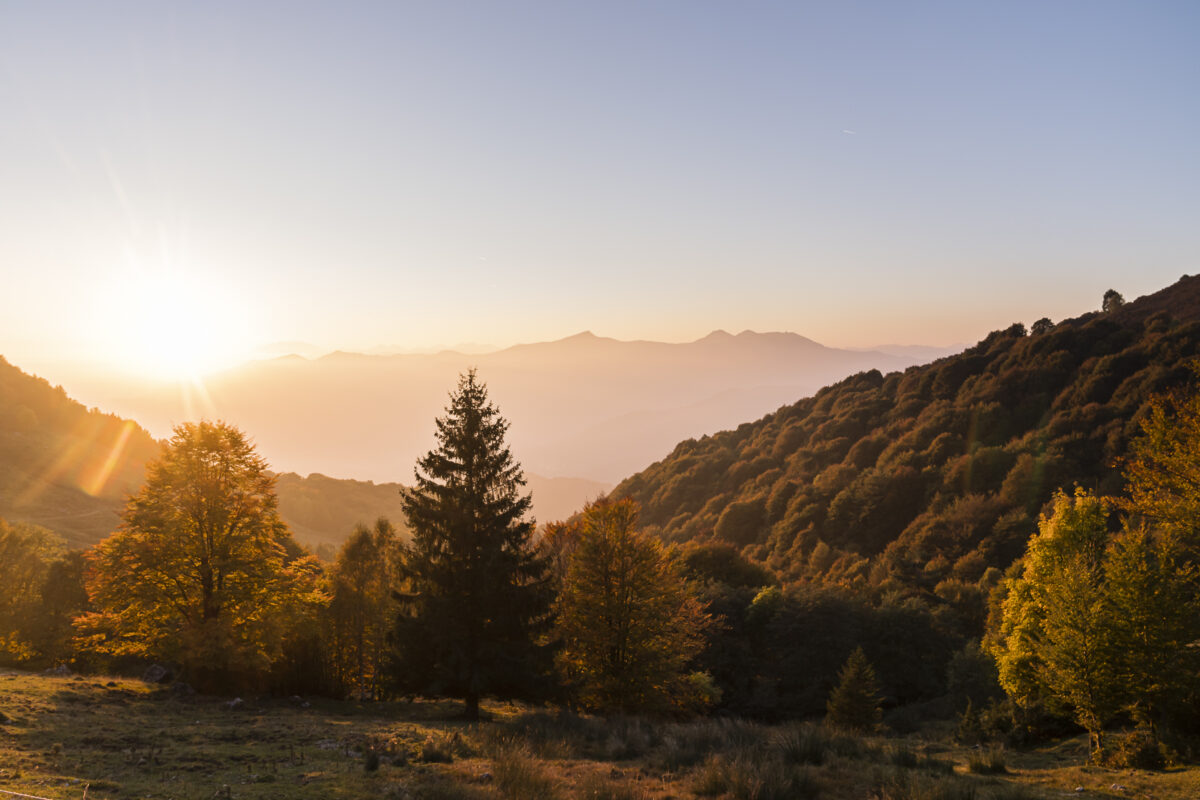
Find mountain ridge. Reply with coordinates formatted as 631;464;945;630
610;277;1200;595
41;329;931;485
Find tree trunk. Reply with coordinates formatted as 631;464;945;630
1089;729;1104;761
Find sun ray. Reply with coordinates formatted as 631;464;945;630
80;419;137;497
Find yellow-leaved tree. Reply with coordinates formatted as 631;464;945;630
77;421;322;691
988;488;1119;755
555;498;714;714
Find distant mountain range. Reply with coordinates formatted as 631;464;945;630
48;330;939;488
0;354;610;550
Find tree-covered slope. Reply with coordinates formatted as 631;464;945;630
273;471;410;553
0;356;160;548
613;277;1200;592
0;356;412;551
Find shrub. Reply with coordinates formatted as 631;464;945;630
1098;729;1167;770
956;700;984;745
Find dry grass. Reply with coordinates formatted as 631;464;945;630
0;669;1197;800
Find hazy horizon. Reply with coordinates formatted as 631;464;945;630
3;2;1197;381
8;325;942;486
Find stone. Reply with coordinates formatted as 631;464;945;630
142;663;172;684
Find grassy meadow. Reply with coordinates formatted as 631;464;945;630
2;670;1197;800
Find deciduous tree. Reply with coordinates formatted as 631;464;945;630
327;518;401;700
989;489;1119;755
1120;366;1200;550
78;421;319;690
555;498;712;714
0;520;62;663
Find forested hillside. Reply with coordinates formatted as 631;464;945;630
0;357;413;550
273;472;410;554
614;276;1200;591
0;356;159;548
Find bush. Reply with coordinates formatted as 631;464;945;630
956;701;985;745
1098;729;1167;770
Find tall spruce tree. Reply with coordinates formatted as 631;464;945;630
391;370;553;719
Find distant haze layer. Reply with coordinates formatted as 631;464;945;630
35;330;950;486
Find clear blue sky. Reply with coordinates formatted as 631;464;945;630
2;1;1198;374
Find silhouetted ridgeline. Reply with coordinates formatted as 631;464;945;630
614;276;1200;590
0;356;412;550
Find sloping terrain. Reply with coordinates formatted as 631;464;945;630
0;357;160;549
613;277;1200;589
0;357;598;550
44;330;925;484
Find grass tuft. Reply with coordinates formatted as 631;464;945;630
967;745;1007;774
491;743;561;799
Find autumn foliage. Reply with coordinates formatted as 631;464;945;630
555;499;713;714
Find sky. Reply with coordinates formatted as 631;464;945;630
2;1;1198;378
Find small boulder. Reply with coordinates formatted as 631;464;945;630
142;664;172;684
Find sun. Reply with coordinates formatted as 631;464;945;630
97;270;253;381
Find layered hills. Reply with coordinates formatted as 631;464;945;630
46;331;932;486
612;276;1200;589
0;358;413;549
0;356;605;550
0;357;159;548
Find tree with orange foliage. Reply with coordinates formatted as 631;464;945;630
78;421;321;690
555;498;714;714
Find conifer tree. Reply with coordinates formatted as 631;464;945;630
825;646;883;732
391;370;553;719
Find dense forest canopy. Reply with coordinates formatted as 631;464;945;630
613;276;1200;594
